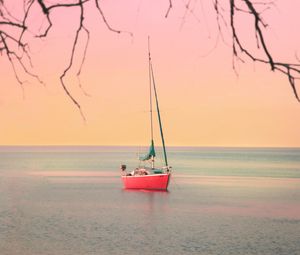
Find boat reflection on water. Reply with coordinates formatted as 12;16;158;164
121;188;170;194
121;186;171;215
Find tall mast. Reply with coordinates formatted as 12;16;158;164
148;38;168;167
148;37;155;169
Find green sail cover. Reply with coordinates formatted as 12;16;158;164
140;140;156;161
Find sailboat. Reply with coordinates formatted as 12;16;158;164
120;39;171;190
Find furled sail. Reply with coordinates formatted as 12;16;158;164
140;140;156;161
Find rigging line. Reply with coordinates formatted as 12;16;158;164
150;60;168;167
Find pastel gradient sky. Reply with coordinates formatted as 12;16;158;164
0;1;300;147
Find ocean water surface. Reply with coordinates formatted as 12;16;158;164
0;146;300;255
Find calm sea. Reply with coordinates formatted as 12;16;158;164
0;146;300;255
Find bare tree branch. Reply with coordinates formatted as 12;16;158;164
1;0;133;119
94;0;121;34
59;0;87;122
165;0;173;18
1;0;299;120
226;0;300;101
76;26;91;97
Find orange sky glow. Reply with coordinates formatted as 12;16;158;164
0;1;300;147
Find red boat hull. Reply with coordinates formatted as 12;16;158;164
121;173;171;190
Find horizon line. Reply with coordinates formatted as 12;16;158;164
0;145;300;149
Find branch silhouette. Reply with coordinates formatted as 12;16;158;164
1;0;299;119
223;0;300;101
0;0;130;119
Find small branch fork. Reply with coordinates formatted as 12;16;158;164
0;0;130;119
224;0;299;101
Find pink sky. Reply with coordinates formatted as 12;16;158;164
0;1;300;146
